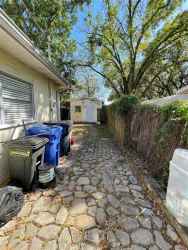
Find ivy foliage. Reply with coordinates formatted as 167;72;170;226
160;101;188;122
111;98;188;121
135;100;188;122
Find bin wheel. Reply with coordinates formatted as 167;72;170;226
68;143;71;152
24;183;32;192
39;176;56;189
30;171;38;192
64;144;71;156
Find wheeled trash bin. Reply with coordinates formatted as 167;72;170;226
7;136;48;189
26;124;62;166
44;121;71;156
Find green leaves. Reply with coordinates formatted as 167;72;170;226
2;0;187;97
84;0;188;99
161;100;188;121
110;95;140;114
0;0;91;74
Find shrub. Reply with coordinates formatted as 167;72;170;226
135;100;188;121
110;95;139;114
160;100;188;122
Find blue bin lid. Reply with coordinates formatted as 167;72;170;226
26;124;62;140
44;122;69;136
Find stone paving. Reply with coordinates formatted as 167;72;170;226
0;125;187;250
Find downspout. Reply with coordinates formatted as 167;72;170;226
48;82;53;121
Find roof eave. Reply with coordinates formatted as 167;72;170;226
0;8;67;87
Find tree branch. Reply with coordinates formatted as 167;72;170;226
76;62;121;96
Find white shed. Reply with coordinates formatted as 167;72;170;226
70;97;102;123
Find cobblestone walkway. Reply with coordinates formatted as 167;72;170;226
0;125;186;250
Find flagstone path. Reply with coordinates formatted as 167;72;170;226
0;125;186;250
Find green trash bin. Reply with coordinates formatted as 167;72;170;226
7;136;48;190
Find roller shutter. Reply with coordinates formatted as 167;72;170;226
0;72;33;125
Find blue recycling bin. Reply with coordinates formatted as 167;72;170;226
26;124;62;166
44;122;71;156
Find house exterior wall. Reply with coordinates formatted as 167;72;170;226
0;48;60;185
71;99;102;123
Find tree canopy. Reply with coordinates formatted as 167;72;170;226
1;0;188;99
0;0;90;78
81;0;188;99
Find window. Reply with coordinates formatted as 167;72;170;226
75;105;81;113
0;72;34;126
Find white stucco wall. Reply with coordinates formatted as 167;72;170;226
0;48;60;185
71;99;102;123
83;101;97;123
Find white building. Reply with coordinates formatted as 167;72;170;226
70;97;102;123
0;8;66;185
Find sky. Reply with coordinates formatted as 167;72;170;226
71;0;111;103
71;0;104;46
71;0;188;103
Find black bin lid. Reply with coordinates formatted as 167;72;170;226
7;136;49;150
44;121;71;135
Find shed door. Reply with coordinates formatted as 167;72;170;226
0;72;33;125
85;102;96;123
